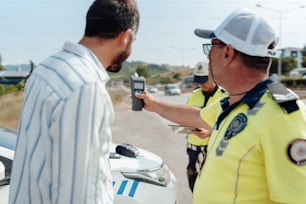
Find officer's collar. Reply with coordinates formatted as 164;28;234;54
216;77;274;130
202;85;218;97
222;77;273;110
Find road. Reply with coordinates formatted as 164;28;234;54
111;91;192;204
111;90;306;204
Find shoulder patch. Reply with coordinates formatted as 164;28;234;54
287;139;306;166
267;82;299;113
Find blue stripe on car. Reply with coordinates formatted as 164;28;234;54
117;180;128;195
113;180;139;198
128;180;139;197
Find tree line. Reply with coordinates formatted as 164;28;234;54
270;45;306;74
1;44;306;83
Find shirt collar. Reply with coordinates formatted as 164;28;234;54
202;85;218;97
216;78;274;130
222;77;273;110
240;78;273;109
62;41;110;81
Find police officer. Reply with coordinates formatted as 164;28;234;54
186;61;225;192
136;8;306;204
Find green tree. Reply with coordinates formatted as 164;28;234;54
270;57;296;75
302;57;306;67
159;76;174;84
0;54;4;71
301;45;306;57
135;64;150;78
173;73;181;80
301;45;306;67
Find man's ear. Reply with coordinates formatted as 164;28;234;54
118;29;133;45
223;45;235;64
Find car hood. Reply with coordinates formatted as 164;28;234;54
110;143;162;172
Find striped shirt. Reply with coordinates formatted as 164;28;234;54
9;41;114;204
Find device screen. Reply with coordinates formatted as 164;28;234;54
134;82;144;89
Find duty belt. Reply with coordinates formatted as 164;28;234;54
187;143;207;152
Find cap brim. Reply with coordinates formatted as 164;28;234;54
194;76;208;84
194;29;216;39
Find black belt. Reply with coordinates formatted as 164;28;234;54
187;143;207;152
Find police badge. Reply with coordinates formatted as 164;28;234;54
287;139;306;166
224;113;247;140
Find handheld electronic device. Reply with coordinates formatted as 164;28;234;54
130;73;145;111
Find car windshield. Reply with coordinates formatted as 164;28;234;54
0;127;17;150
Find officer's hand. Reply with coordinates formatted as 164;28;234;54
191;128;211;138
135;91;159;112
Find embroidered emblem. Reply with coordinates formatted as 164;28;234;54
224;113;247;140
287;139;306;166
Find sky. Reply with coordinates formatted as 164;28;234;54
1;0;306;67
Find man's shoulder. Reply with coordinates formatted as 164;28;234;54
267;82;299;114
191;87;202;94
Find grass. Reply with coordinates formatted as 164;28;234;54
0;92;24;129
107;88;129;104
0;88;128;130
1;87;304;130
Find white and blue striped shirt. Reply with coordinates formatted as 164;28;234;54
9;42;114;204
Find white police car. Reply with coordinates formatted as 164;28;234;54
0;126;177;204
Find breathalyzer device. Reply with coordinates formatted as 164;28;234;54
130;73;145;111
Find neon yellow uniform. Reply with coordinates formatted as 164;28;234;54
186;86;226;192
187;86;226;145
193;79;306;204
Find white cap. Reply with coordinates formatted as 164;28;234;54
193;61;209;83
194;8;280;58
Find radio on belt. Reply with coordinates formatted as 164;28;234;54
130;73;145;111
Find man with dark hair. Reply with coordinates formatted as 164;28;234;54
9;1;139;204
136;8;306;204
